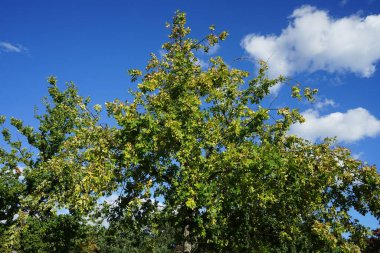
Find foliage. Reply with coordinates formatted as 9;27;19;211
0;11;379;253
96;219;175;253
104;11;380;252
18;214;97;253
0;78;116;251
364;228;380;253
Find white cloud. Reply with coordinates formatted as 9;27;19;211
289;107;380;143
0;41;26;53
207;44;220;55
352;152;364;159
314;98;336;110
241;5;380;78
196;58;209;69
98;192;119;205
339;0;348;7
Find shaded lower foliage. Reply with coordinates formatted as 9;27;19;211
96;222;175;253
19;215;97;253
364;228;380;253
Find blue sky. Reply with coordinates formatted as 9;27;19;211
1;0;380;227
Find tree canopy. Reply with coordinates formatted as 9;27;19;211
1;11;379;253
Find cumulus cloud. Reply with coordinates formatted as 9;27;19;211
0;41;26;53
352;152;364;159
196;58;209;69
241;5;380;78
289;107;380;143
339;0;348;7
314;98;336;110
206;44;220;55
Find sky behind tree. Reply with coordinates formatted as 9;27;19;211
1;0;380;228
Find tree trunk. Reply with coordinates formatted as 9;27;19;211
183;224;192;253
